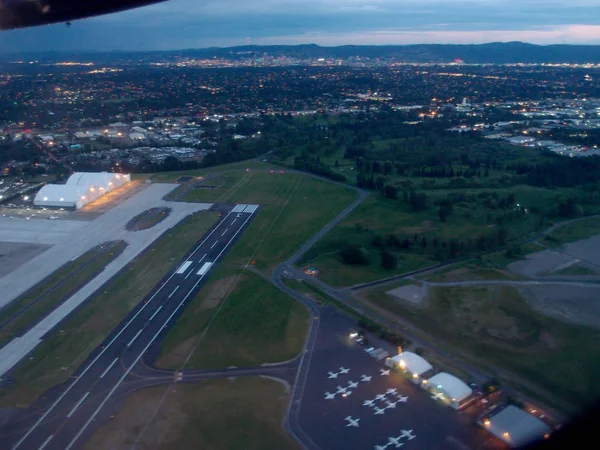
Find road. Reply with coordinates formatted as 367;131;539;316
6;204;259;450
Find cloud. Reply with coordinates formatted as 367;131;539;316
0;0;599;51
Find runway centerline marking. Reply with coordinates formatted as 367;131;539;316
11;210;235;450
38;435;53;450
168;286;180;299
127;329;143;347
65;211;256;450
210;241;218;249
99;358;119;379
231;218;237;225
221;229;228;236
148;305;163;321
66;392;89;418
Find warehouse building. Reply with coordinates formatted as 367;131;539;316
423;372;473;409
34;172;130;209
387;351;433;384
480;404;551;448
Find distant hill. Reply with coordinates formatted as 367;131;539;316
3;42;600;64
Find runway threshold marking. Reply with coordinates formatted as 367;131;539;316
66;392;89;418
148;305;163;321
210;241;218;249
65;210;257;450
38;435;53;450
100;358;119;379
127;329;143;347
168;286;180;299
11;210;236;450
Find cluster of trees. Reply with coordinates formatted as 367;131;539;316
357;317;410;348
508;155;600;189
339;221;512;269
293;154;346;182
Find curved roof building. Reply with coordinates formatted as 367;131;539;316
389;352;433;376
426;372;473;409
34;172;130;209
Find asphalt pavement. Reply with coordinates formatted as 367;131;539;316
6;204;258;450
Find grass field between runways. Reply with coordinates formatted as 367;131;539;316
157;270;310;369
83;377;299;450
0;212;218;408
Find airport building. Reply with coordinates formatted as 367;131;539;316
34;172;130;209
479;404;551;448
423;372;473;409
387;351;434;384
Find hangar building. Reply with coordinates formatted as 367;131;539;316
423;372;473;409
480;404;551;448
387;351;433;384
34;172;130;209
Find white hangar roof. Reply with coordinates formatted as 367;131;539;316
34;172;130;209
35;184;87;205
390;352;433;376
485;405;551;448
427;372;472;403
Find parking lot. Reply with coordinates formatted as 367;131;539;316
298;306;503;450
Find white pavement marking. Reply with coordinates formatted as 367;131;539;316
168;286;180;299
11;210;234;450
185;254;206;280
196;262;213;276
231;218;237;225
99;358;119;379
231;204;247;213
66;392;89;418
65;211;256;450
127;329;143;348
221;229;228;236
175;261;192;274
243;204;259;213
148;305;163;321
38;435;53;450
210;241;218;249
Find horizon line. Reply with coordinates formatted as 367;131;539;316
2;41;600;55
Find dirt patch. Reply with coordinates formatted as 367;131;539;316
386;283;429;307
517;285;600;330
194;275;243;312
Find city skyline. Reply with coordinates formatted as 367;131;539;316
0;0;599;52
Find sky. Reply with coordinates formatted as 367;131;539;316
1;0;600;52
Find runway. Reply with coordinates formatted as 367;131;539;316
8;204;258;450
